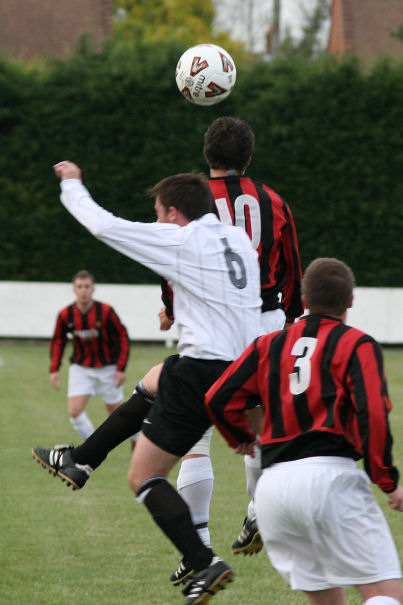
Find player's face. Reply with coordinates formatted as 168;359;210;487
73;278;94;304
154;197;170;223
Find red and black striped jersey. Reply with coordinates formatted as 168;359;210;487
161;175;303;321
161;278;174;320
206;314;399;493
208;175;303;319
49;301;130;373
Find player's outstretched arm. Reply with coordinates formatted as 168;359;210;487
387;485;403;511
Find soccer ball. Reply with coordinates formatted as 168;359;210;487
175;44;236;106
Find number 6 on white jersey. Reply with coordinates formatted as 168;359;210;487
289;337;318;395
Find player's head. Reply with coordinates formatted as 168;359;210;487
72;269;94;284
72;270;95;302
149;172;213;223
302;258;355;316
203;117;255;173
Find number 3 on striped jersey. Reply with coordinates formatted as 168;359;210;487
289;337;318;395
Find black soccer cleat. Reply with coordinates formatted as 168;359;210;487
231;516;263;555
170;556;195;586
32;445;92;490
182;557;234;604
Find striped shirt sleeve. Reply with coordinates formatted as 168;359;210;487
107;307;130;371
346;338;399;492
49;311;68;372
205;339;261;447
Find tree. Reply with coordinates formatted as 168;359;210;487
277;0;331;60
113;0;239;51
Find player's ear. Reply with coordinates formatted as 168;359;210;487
167;206;177;223
348;295;353;309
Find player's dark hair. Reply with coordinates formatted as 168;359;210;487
72;269;95;283
203;116;255;173
302;258;355;316
149;173;213;221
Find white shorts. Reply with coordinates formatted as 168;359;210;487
255;456;402;591
68;364;124;404
261;308;286;334
184;426;214;457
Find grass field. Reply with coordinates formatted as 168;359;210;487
1;342;402;605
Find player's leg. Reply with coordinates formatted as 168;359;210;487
135;355;234;601
67;364;95;440
32;378;159;491
232;406;264;555
358;579;403;604
233;307;286;555
303;588;346;605
105;402;122;414
129;432;213;565
131;432;233;601
171;427;214;585
32;382;155;489
68;395;93;440
32;363;163;487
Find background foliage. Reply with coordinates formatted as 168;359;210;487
1;41;402;286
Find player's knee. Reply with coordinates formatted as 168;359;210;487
127;467;139;492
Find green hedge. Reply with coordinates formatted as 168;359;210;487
1;43;402;286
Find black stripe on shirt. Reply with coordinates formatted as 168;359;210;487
321;322;352;428
268;330;288;439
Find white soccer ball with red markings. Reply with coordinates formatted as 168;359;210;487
175;44;236;106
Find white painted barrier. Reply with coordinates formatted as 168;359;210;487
0;281;178;344
0;282;402;344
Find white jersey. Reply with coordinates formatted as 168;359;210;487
60;179;264;360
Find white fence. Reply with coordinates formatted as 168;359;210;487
0;281;402;344
0;281;178;344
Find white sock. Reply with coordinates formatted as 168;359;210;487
70;411;94;441
364;597;401;605
177;457;214;546
245;448;262;518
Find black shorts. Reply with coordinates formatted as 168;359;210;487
142;355;231;457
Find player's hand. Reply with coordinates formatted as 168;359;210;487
114;371;126;387
234;436;260;457
53;161;82;181
387;485;403;511
50;371;60;390
159;307;174;331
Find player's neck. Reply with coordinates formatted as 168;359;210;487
76;300;93;314
209;168;243;178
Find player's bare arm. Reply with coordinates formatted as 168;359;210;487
54;161;82;181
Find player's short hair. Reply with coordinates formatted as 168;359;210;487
149;173;213;221
302;258;355;316
72;269;95;283
203;116;255;173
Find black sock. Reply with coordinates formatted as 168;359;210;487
71;385;153;469
139;478;214;572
